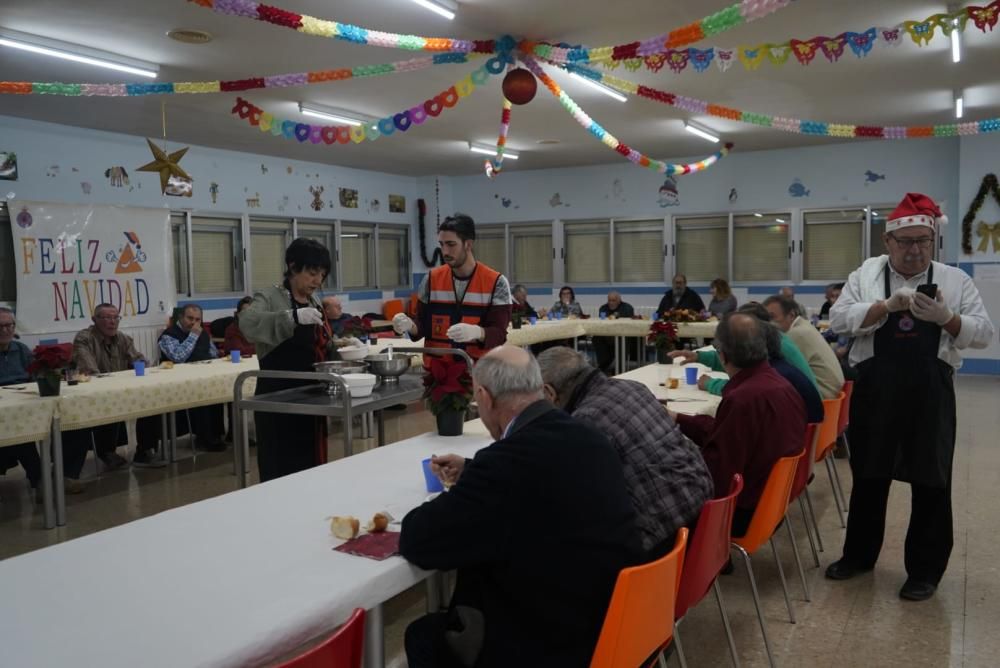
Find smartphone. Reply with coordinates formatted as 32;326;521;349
916;283;938;299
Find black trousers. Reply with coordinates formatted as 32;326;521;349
593;336;616;372
255;412;320;482
135;405;225;450
0;443;42;487
841;475;953;584
62;421;132;479
405;612;465;668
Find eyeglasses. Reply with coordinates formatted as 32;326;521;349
0;322;15;330
888;234;934;250
95;315;122;322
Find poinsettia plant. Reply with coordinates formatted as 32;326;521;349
660;308;709;323
27;343;74;377
422;356;473;416
340;315;373;338
647;320;679;352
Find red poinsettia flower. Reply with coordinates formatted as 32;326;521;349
647;320;679;350
422;356;473;415
27;343;74;376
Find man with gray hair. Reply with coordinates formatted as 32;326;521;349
401;345;642;668
594;291;635;373
537;346;711;555
673;313;806;536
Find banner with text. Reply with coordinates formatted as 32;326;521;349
10;200;174;334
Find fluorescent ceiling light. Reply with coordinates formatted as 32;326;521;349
409;0;457;20
753;212;763;218
683;122;720;143
569;72;627;103
469;142;519;160
955;93;964;119
298;102;366;126
0;28;158;78
951;19;961;62
775;218;787;224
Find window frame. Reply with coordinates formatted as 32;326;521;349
248;217;293;293
375;222;411;289
561;218;612;286
339;221;377;290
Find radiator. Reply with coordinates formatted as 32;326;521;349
122;325;164;363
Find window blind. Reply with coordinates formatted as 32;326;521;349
511;225;552;284
614;221;663;283
378;228;408;288
733;214;789;281
803;211;863;280
565;221;610;283
342;225;373;288
191;217;241;294
170;215;189;295
475;227;506;275
676;216;728;281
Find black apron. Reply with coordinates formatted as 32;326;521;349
849;262;956;488
254;289;335;479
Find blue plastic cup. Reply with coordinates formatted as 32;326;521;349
653;311;660;321
599;312;607;320
528;316;537;325
422;457;444;493
134;360;145;377
555;311;562;320
231;349;241;363
685;366;698;385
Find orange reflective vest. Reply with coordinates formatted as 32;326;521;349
424;262;502;361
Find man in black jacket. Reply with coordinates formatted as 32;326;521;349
657;273;706;315
401;346;643;668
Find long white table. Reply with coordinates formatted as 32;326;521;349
616;362;723;417
0;423;493;668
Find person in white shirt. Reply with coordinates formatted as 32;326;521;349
825;192;994;602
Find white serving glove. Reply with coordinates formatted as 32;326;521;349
447;323;484;343
392;313;416;335
910;291;953;325
294;307;324;326
884;287;915;313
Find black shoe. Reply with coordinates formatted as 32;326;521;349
899;578;937;601
100;451;128;471
825;559;872;581
132;449;167;469
199;439;228;452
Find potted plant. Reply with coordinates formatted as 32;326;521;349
422;356;473;436
28;343;74;396
647;320;678;365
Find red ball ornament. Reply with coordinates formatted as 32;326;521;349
502;68;537;105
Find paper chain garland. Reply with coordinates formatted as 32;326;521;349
519;56;733;176
528;0;794;64
601;0;1000;74
558;60;1000;140
0;53;476;97
230;58;507;144
484;98;513;179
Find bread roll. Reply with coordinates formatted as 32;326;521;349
369;512;389;533
330;515;360;540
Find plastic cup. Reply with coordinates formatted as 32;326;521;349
230;349;241;363
134;360;145;377
528;316;537;325
685;366;698;385
599;312;607;320
422;457;444;493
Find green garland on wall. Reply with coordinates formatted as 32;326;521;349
962;174;1000;254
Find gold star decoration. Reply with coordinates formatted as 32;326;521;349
136;138;192;194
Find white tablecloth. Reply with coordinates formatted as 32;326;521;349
0;426;492;668
505;319;717;347
0;390;57;447
615;363;723;417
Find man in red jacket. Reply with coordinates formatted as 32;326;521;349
673;312;806;536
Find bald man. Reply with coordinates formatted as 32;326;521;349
321;295;352;336
401;346;642;668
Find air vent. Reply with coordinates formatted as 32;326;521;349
167;29;213;44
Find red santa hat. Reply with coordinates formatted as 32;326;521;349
886;192;948;233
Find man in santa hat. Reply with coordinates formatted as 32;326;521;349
825;193;994;601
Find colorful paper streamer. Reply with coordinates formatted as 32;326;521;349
0;53;477;97
484;97;513;179
602;1;998;73
230;59;506;144
519;55;733;176
558;60;1000;140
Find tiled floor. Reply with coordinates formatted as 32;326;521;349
1;376;998;667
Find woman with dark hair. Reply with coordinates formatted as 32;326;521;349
708;278;737;317
240;238;339;481
223;296;256;356
549;285;583;318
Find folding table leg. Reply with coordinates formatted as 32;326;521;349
362;603;384;668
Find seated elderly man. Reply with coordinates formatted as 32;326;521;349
0;307;43;494
593;291;636;373
537;346;713;556
672;313;806;536
401;345;643;668
157;304;226;451
321;295;353;337
764;294;845;399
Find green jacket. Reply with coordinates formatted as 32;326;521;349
239;283;324;361
696;332;818;396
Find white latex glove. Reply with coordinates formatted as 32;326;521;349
295;307;324;326
341;336;365;349
910;291;953;325
392;313;416;335
447;323;484;343
884;287;915;313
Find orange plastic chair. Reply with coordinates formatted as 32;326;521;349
674;475;743;668
730;448;807;668
590;528;688;668
407;292;420;318
836;380;854;453
786;423;821;587
810;392;847;527
382;299;404;321
275;608;365;668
